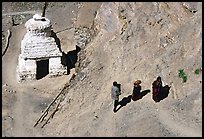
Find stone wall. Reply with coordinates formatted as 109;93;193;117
17;14;67;82
17;55;36;82
49;57;67;77
21;36;62;59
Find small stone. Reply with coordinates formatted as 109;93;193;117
3;84;8;87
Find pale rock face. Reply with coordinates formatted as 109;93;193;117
17;14;67;82
95;3;122;34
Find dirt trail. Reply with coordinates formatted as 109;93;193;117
2;26;22;87
98;108;118;136
157;105;201;137
12;90;25;136
1;17;68;137
2;24;35;137
2;11;40;16
140;91;202;137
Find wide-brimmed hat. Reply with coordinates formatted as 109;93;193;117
134;80;141;85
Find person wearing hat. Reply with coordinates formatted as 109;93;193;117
152;76;163;102
132;80;142;101
111;81;121;112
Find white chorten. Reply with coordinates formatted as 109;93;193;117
17;14;67;82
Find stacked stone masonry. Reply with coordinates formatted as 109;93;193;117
17;14;67;82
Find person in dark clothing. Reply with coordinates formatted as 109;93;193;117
152;76;163;102
111;81;121;112
132;80;142;101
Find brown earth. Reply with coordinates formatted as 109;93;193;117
2;2;202;137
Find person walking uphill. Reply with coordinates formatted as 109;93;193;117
111;81;121;112
152;76;163;102
132;80;142;101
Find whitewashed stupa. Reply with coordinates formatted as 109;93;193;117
16;14;67;82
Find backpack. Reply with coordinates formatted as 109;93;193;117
116;84;121;95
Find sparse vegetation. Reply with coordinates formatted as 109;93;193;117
194;68;200;75
178;69;187;83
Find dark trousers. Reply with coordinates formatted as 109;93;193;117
113;100;119;112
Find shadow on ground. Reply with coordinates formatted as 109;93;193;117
115;89;150;112
51;30;81;75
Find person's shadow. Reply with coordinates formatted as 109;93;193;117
156;85;171;102
114;89;150;112
115;95;132;112
132;89;151;101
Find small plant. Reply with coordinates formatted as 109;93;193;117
194;68;200;75
178;69;187;83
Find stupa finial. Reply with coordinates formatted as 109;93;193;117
42;2;48;17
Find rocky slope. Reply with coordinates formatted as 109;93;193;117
43;2;202;137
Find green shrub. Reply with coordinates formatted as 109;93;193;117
178;69;187;83
194;68;200;75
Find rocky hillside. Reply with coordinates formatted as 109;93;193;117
2;2;202;137
42;2;202;137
